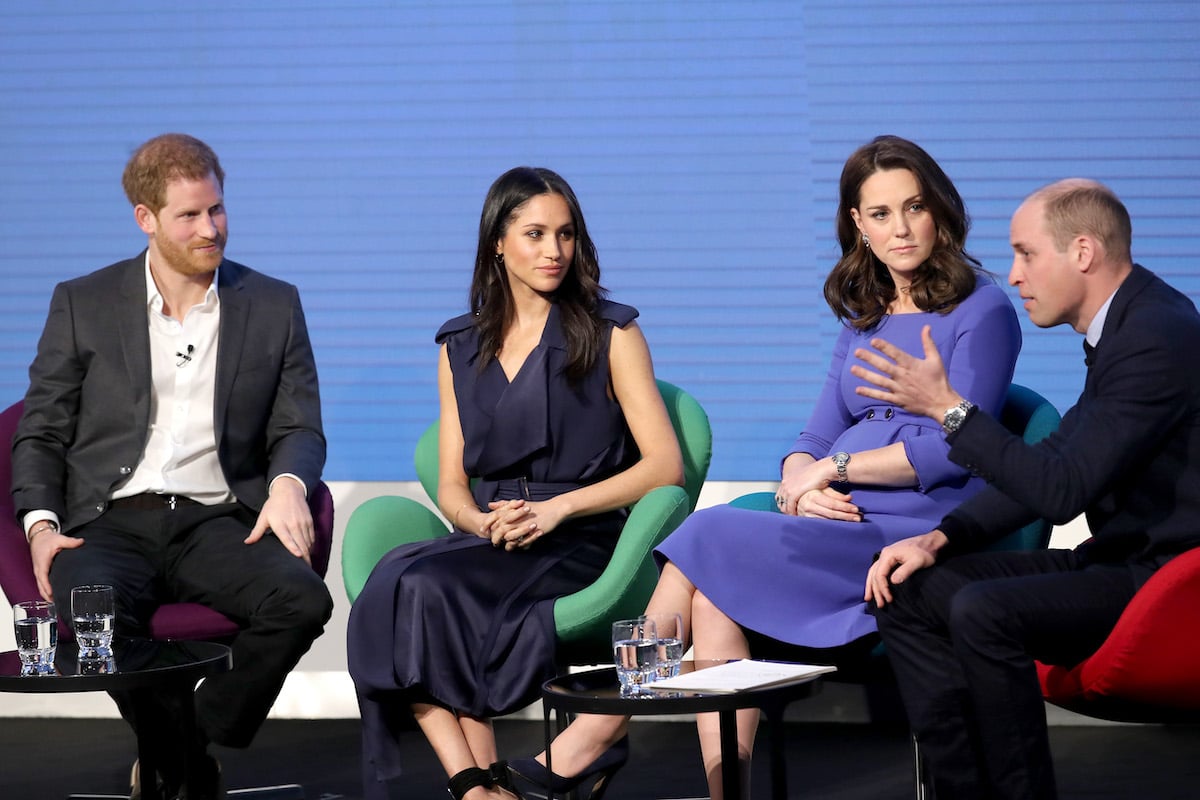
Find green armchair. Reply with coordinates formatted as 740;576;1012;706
341;379;712;665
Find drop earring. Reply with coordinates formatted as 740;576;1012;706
862;234;870;247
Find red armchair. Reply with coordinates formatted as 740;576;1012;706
1037;545;1200;722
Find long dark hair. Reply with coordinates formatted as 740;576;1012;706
470;167;607;380
824;135;981;331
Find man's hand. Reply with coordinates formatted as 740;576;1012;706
850;324;961;421
247;476;314;564
30;529;84;601
864;530;947;608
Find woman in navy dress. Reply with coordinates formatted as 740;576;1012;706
347;167;683;800
510;137;1022;799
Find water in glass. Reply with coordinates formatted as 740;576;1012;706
13;601;57;676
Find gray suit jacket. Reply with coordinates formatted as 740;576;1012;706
11;252;325;532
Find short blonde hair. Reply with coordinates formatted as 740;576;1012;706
121;133;224;213
1032;179;1132;263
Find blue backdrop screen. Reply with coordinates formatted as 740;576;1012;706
2;1;1197;480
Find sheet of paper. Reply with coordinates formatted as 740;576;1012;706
644;659;837;694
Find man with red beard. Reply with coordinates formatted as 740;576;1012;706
12;133;332;799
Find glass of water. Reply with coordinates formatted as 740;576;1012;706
612;617;657;696
71;584;115;659
646;612;685;680
13;600;57;676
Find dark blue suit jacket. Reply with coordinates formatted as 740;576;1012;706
11;252;325;532
939;264;1200;568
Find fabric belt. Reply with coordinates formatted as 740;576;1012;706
109;493;202;511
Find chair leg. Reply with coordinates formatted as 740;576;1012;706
911;734;929;800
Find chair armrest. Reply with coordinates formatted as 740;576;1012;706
727;491;780;514
342;496;450;603
1069;547;1200;708
553;485;691;642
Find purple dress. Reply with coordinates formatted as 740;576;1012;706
348;301;639;797
656;282;1021;648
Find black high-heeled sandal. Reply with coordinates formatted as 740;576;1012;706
489;760;517;794
448;764;526;799
507;735;629;800
448;766;492;799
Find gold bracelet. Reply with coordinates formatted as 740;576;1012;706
452;502;474;529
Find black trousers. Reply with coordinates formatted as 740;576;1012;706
874;548;1154;800
50;502;333;750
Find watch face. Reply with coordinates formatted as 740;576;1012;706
944;407;966;431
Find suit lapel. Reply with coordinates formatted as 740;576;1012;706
214;260;248;438
117;254;152;423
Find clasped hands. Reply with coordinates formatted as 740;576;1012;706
480;498;563;551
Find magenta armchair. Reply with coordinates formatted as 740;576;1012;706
1;399;335;642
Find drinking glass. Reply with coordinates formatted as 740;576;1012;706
612;617;657;696
646;612;685;679
71;584;115;659
13;600;57;676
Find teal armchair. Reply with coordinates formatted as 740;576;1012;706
341;379;712;665
729;383;1062;553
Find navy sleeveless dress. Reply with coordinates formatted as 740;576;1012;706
348;300;639;795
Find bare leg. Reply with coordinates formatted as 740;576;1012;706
460;714;499;767
413;703;512;799
645;561;700;642
533;562;699;776
692;590;757;800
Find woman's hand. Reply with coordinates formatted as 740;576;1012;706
794;486;862;521
777;453;835;515
484;498;568;551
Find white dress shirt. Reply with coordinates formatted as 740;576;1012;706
115;258;234;504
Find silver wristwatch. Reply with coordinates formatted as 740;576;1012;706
942;399;976;434
832;451;851;482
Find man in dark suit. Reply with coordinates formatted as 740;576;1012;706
851;179;1200;799
12;133;333;799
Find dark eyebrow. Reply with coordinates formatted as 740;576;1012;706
864;195;923;211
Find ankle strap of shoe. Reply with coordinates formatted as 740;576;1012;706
448;766;492;799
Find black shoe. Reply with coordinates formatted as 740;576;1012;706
179;754;224;800
448;766;492;800
507;736;629;800
447;764;525;799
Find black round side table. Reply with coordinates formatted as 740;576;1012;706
0;638;231;800
539;660;826;800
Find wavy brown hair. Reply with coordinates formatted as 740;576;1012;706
470;167;607;381
824;135;981;331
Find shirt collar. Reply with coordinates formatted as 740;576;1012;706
1084;289;1117;348
143;252;219;314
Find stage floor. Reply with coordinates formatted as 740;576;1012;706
3;717;1198;799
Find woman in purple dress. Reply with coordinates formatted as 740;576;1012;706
348;167;684;800
508;136;1022;799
